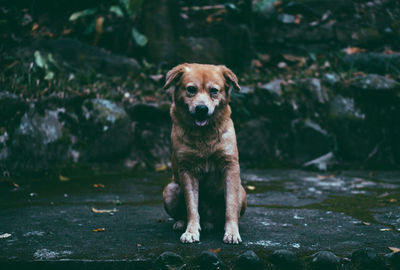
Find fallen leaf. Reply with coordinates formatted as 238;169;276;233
13;183;19;188
352;71;366;77
251;59;263;68
384;49;396;55
343;47;366;55
389;198;397;203
91;207;118;214
95;16;104;34
92;228;105;232
0;233;12;239
42;31;54;37
155;163;167;172
62;28;72;35
59;175;70;182
294;14;302;24
317;175;327;180
93;184;105;188
32;23;39;31
258;53;271;62
362;222;370;226
389;247;400;253
206;15;214;23
149;74;164;82
245;185;256;191
209;248;221;254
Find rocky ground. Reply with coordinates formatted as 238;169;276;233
0;170;399;269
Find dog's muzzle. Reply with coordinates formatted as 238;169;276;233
194;105;209;127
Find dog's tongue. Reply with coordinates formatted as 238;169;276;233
195;119;208;127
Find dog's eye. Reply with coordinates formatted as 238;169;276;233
186;86;197;95
209;88;218;96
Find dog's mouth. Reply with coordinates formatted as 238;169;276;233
194;119;208;127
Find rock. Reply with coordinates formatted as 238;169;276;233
310;251;340;270
197;251;226;270
351;248;387;270
18;38;141;76
354;27;382;47
259;80;284;96
10;105;68;171
236;118;274;165
385;251;400;270
0;130;9;162
322;73;340;87
240;85;255;95
155;251;185;270
17;108;64;144
351;74;400;92
292;119;332;165
278;14;296;24
297;78;329;103
330;96;364;119
87;99;128;125
303;152;336;171
179;37;224;65
126;103;170;124
269;249;302;270
235;250;263;270
81;99;132;162
343;53;400;74
0;92;28;128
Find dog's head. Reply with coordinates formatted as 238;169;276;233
164;63;240;128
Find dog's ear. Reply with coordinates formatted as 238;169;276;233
164;64;186;90
220;65;240;92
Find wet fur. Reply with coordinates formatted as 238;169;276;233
162;63;246;244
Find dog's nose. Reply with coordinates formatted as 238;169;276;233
195;105;209;116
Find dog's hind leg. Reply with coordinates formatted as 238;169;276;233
163;181;186;229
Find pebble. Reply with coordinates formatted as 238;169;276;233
269;249;302;270
197;251;226;270
311;251;340;270
385;251;400;269
235;250;263;270
155;251;184;270
351;248;386;270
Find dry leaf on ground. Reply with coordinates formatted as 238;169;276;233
343;47;366;54
389;247;400;253
91;207;118;214
245;185;256;191
209;248;221;254
92;228;105;232
59;175;70;182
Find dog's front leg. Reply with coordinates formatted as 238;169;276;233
223;162;242;244
180;172;201;243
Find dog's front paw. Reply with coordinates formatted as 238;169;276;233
223;223;242;244
180;230;200;243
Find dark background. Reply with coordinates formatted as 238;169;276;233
1;0;400;176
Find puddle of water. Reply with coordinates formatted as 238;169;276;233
304;192;400;226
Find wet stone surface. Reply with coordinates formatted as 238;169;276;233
0;170;399;268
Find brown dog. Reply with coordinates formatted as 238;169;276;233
162;63;246;244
